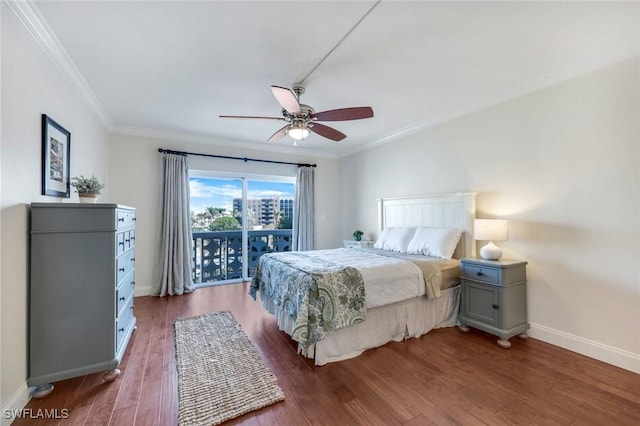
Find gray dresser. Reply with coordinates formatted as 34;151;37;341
29;203;136;397
459;258;529;348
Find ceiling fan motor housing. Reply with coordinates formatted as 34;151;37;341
281;104;315;122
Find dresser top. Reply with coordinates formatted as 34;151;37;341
31;202;135;210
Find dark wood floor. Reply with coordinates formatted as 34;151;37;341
18;282;640;425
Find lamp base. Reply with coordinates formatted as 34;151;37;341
480;241;502;260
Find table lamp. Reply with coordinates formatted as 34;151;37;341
474;219;508;260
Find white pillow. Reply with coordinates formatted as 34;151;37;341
407;227;463;260
374;227;416;252
373;228;390;249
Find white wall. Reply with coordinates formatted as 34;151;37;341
0;3;4;418
107;133;341;296
340;57;640;373
0;5;108;420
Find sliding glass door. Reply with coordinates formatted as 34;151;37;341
190;172;295;286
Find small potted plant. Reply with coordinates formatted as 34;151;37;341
71;174;106;203
352;230;364;241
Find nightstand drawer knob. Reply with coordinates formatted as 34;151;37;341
492;304;499;309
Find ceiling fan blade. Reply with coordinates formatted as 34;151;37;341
309;123;346;142
271;86;301;114
310;106;374;122
267;125;289;143
219;115;285;121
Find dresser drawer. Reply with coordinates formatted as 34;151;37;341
461;264;500;284
116;249;135;285
116;295;135;352
116;210;136;229
116;230;136;255
116;275;135;316
116;232;126;256
128;229;135;250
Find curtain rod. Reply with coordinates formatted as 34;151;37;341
158;148;317;168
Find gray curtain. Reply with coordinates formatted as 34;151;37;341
154;153;195;296
292;166;315;251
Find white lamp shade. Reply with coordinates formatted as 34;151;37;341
474;219;508;242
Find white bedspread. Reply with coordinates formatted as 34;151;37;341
302;248;443;307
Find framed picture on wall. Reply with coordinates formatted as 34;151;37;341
42;114;71;198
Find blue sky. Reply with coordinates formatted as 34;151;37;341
189;177;295;213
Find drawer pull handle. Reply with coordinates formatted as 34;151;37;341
131;258;135;262
492;304;499;309
119;296;125;301
131;281;135;286
125;239;130;243
119;267;125;272
119;242;125;247
131;306;135;310
118;218;124;222
476;271;483;276
133;217;136;221
118;327;125;333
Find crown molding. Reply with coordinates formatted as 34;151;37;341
109;125;341;160
6;0;113;128
339;51;640;159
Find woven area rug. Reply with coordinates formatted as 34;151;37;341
174;311;285;426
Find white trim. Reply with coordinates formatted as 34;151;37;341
529;322;640;375
339;52;640;159
0;382;30;426
6;0;112;127
111;125;340;160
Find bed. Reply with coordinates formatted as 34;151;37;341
250;192;476;365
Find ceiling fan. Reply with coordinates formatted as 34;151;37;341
220;84;374;143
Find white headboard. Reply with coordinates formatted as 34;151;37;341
377;192;477;259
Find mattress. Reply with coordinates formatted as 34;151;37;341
299;248;459;305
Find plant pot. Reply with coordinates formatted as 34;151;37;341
78;193;98;204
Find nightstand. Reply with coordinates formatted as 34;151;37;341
343;240;374;249
459;258;529;348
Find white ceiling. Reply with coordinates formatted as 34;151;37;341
21;1;640;158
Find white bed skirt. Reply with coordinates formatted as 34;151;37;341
260;284;460;365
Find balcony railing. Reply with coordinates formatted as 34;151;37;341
192;229;292;284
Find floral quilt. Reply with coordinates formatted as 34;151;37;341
249;251;366;350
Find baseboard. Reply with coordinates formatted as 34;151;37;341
134;285;153;297
529;322;640;374
1;382;30;426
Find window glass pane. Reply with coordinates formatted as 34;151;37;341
189;174;295;286
190;177;243;284
245;180;295;230
245;180;295;274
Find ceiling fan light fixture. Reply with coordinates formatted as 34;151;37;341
287;118;309;141
287;127;309;141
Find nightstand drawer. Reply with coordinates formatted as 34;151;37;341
462;264;499;284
